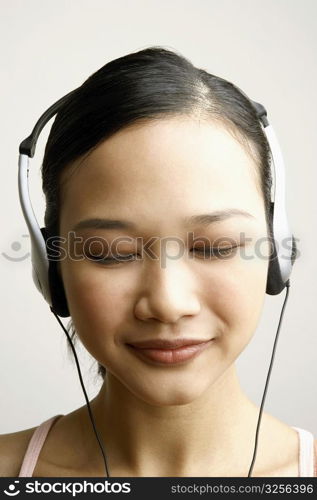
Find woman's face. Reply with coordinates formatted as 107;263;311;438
59;117;269;406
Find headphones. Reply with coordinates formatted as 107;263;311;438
18;88;297;318
17;85;297;477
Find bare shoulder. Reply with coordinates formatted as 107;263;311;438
256;424;316;477
257;411;317;477
0;412;81;478
0;426;36;477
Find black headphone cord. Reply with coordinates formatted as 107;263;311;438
50;307;110;477
50;278;291;478
247;279;291;476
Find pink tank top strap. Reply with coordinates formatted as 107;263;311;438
18;415;62;477
291;426;316;477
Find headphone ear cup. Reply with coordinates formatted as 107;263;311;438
266;202;296;295
266;233;297;295
266;236;284;295
40;227;70;317
290;235;298;266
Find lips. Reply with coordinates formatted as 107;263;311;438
127;338;212;349
126;338;214;365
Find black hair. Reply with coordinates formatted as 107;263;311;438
41;45;272;380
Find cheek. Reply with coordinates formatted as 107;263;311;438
203;256;268;353
62;264;132;354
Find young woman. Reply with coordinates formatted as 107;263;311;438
1;46;316;477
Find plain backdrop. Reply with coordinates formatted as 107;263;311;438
1;0;316;436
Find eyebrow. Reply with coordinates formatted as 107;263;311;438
71;209;255;232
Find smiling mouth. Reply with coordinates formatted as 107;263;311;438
126;339;214;365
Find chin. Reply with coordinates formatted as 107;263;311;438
108;364;215;407
128;380;208;407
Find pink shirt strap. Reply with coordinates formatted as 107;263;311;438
18;415;62;477
291;426;316;477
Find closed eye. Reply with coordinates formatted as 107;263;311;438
191;246;239;258
86;253;137;264
85;246;239;265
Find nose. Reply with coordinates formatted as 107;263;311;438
134;258;201;324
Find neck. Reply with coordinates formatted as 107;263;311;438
85;364;260;476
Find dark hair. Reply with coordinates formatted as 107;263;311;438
41;46;272;380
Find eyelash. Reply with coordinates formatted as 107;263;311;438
86;246;239;265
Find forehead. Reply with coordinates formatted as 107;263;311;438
59;117;264;233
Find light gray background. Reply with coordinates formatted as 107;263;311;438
1;0;316;435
